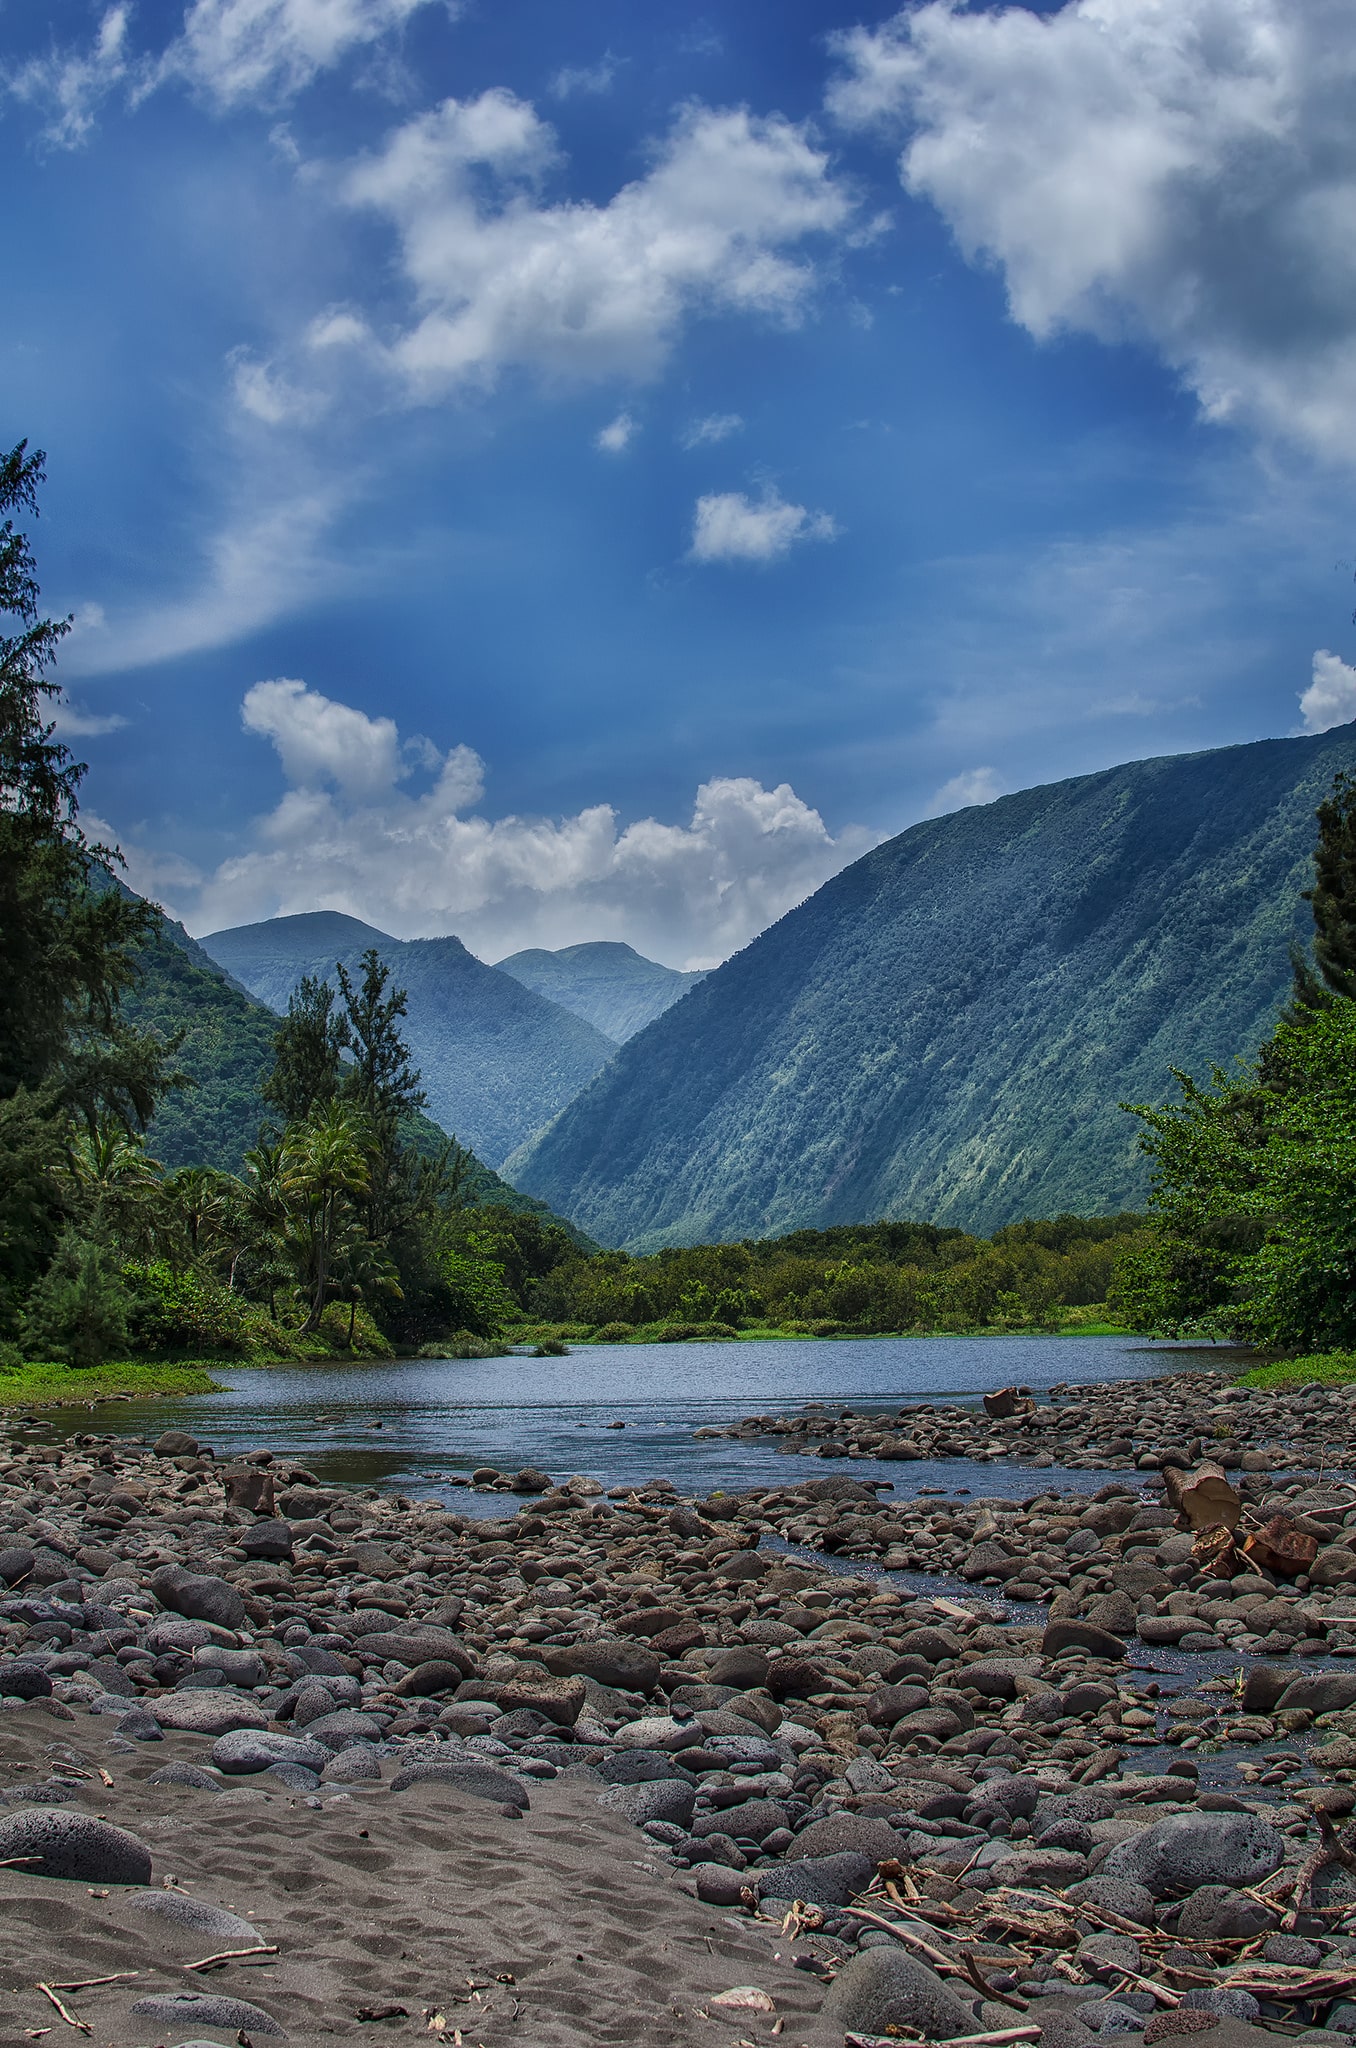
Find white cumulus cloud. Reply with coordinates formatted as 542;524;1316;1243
1299;649;1356;734
925;765;1003;816
689;488;837;565
326;93;853;396
170;680;873;968
595;411;638;454
828;0;1356;459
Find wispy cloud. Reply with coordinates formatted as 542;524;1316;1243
3;5;133;148
925;765;1002;817
550;52;621;99
680;412;744;449
61;488;350;675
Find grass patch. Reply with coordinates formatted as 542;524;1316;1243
1239;1350;1356;1388
0;1356;226;1410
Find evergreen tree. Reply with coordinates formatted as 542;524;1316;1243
261;974;348;1125
1289;769;1356;1013
336;949;426;1127
0;443;156;1105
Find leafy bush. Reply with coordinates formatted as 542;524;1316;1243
533;1336;569;1356
123;1259;253;1354
419;1330;511;1359
592;1320;636;1342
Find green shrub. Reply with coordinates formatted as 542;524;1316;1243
533;1336;570;1356
419;1331;511;1359
22;1232;131;1369
593;1321;636;1342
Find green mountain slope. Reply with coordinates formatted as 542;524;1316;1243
198;913;615;1168
507;726;1356;1249
495;941;706;1042
116;900;574;1228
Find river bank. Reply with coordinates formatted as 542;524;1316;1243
4;1373;1356;2048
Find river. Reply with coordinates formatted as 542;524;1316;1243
22;1331;1232;1509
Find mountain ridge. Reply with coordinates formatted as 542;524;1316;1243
495;940;706;1043
506;724;1356;1248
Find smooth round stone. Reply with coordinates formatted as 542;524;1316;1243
387;1758;529;1807
301;1709;386;1750
125;1891;263;1948
210;1729;330;1776
153;1692;269;1736
321;1745;382;1783
130;1992;284;2036
0;1807;151;1884
147;1763;222;1792
264;1763;321;1792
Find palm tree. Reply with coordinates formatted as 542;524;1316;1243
330;1227;403;1348
280;1102;375;1332
60;1120;164;1253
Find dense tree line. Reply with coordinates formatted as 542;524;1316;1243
1119;771;1356;1352
523;1214;1145;1338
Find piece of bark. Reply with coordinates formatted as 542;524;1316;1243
1241;1515;1318;1578
1164;1462;1241;1531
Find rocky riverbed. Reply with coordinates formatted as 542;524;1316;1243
697;1371;1356;1476
5;1392;1356;2048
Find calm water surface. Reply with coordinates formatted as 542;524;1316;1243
27;1333;1232;1510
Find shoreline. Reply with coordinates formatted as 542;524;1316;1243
0;1326;1244;1417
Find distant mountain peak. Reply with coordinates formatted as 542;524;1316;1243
203;909;395;953
496;940;707;1043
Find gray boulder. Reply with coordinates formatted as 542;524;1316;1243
388;1758;529;1807
148;1566;246;1632
0;1808;151;1884
791;1811;909;1863
301;1710;386;1750
598;1779;696;1828
1176;1884;1280;1940
0;1660;52;1699
1183;1988;1262;2022
1102;1811;1283;1898
321;1745;382;1783
541;1639;661;1692
152;1692;268;1736
210;1729;330;1776
131;1992;283;2036
819;1946;977;2039
125;1891;263;1948
1276;1672;1356;1715
1064;1876;1162;1928
758;1850;874;1908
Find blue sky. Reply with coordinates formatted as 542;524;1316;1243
6;0;1356;967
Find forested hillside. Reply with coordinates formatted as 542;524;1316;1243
509;725;1356;1248
496;941;705;1042
200;912;615;1167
